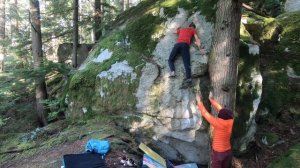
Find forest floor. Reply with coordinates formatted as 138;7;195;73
1;137;140;168
1;112;299;168
237;109;300;168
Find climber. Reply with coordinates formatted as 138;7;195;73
168;22;202;87
195;93;234;168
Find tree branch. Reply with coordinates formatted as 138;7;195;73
242;3;270;18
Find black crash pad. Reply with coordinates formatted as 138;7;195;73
63;153;107;168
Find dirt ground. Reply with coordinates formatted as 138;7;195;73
1;138;141;168
1;114;298;168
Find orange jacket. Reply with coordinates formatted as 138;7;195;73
197;98;233;152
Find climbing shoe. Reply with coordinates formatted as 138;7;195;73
169;71;176;78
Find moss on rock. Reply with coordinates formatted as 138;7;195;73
277;11;300;56
232;42;261;150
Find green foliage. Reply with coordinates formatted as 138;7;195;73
256;12;300;116
241;11;300;119
197;0;218;22
262;132;279;145
0;117;9;127
277;11;300;56
0;61;71;132
249;0;284;17
240;24;252;43
267;144;300;168
160;0;216;22
41;99;66;122
233;42;261;149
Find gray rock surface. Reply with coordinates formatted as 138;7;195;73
285;0;300;12
134;8;213;163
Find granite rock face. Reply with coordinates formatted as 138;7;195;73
285;0;300;12
133;9;213;164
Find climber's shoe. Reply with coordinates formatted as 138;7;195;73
169;71;176;78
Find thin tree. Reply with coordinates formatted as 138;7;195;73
10;0;18;46
72;0;79;68
30;0;49;126
0;0;5;72
209;0;242;111
94;0;102;42
125;0;130;10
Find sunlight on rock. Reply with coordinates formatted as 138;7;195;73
97;61;137;82
93;49;113;63
284;48;290;52
241;17;247;24
287;66;300;78
159;8;166;18
82;107;87;114
285;0;300;12
248;44;260;55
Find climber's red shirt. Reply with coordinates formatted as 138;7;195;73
176;27;198;44
197;99;234;152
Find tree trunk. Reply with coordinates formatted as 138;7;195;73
30;0;48;126
72;0;78;68
125;0;130;10
0;0;5;72
120;0;124;12
10;0;19;46
94;0;102;42
209;0;242;112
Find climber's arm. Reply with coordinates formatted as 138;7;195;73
194;34;202;49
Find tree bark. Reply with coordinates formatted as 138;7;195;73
209;0;242;112
72;0;79;68
94;0;102;42
10;0;19;46
0;0;5;72
125;0;130;10
30;0;48;126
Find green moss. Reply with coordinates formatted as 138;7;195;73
160;0;216;22
240;24;252;43
267;144;300;168
233;42;261;149
112;0;159;28
263;132;279;145
242;11;300;118
68;31;145;117
277;11;300;55
125;14;164;55
260;19;280;42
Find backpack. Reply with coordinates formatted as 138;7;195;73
85;139;110;158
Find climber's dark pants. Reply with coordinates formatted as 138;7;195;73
168;42;191;79
212;149;232;168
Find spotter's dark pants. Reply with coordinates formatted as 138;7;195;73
168;42;191;79
212;149;232;168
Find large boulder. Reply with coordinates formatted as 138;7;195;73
132;9;213;164
65;1;276;164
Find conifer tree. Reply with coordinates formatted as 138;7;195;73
0;0;5;72
94;0;102;42
30;0;49;126
72;0;79;68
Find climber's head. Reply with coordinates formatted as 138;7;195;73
189;22;196;28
